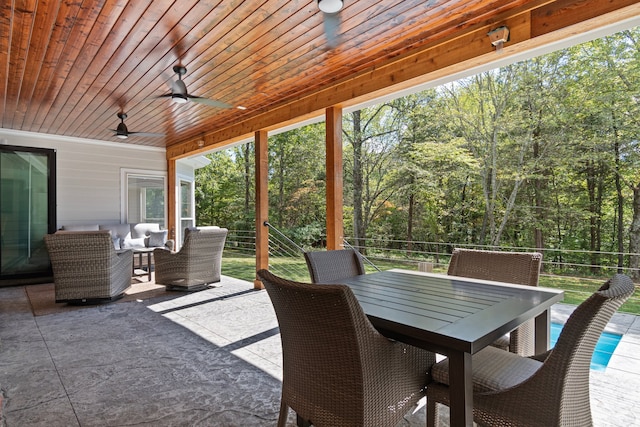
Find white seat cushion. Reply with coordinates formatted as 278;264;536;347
431;346;543;393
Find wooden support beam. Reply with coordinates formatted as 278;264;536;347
167;158;177;244
254;129;269;289
325;106;343;250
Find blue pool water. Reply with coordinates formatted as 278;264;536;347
550;323;622;371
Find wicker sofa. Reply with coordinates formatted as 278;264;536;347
59;222;174;251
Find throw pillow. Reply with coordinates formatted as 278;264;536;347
122;237;146;249
148;230;168;247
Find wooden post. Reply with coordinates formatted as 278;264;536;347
167;158;177;245
255;130;269;289
326;106;343;250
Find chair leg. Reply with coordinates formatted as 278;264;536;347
427;399;438;427
277;401;289;427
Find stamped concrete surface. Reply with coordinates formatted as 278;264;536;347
0;275;638;426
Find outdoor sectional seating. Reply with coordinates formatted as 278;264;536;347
60;222;174;251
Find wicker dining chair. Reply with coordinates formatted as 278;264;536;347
426;273;635;427
304;249;366;283
154;227;228;291
447;248;543;356
44;231;133;304
257;269;435;427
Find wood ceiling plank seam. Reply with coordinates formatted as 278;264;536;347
0;1;15;124
188;1;443;118
20;0;84;132
52;1;165;137
183;1;381;110
114;0;246;132
255;0;540;114
304;0;531;85
131;2;300;137
82;0;244;140
62;0;186;138
178;2;332;118
136;0;272;122
16;0;62;130
249;1;501;103
42;0;438;144
167;0;305;102
113;1;270;140
218;0;532;117
85;0;236;141
54;0;162;137
34;0;124;133
4;0;38;129
298;0;553;103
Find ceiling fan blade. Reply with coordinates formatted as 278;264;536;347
188;95;232;108
128;131;165;138
323;13;342;48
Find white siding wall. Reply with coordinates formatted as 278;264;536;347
0;129;166;228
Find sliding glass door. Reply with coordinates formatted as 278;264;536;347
0;145;56;284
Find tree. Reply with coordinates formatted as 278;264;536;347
343;105;402;250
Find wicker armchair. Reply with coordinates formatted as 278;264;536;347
154;227;228;291
257;269;435;427
426;273;635;427
44;231;133;304
448;248;542;356
304;249;365;283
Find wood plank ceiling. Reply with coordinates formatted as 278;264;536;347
1;0;639;153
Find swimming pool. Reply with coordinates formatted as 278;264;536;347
550;322;622;371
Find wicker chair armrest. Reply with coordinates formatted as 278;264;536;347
114;249;132;266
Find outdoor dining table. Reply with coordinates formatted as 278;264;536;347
327;268;564;427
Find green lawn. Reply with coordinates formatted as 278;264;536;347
221;251;640;315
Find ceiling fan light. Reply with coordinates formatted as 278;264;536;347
172;94;188;104
318;0;343;14
116;134;128;139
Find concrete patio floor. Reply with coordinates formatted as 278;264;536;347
1;275;639;426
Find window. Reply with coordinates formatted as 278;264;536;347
121;170;166;227
179;179;194;244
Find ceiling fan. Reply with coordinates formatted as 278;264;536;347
110;112;164;139
159;65;232;108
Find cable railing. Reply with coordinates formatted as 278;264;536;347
342;238;380;272
261;222;383;279
345;237;640;278
224;229;640;280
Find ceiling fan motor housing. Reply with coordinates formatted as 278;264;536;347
116;122;129;139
